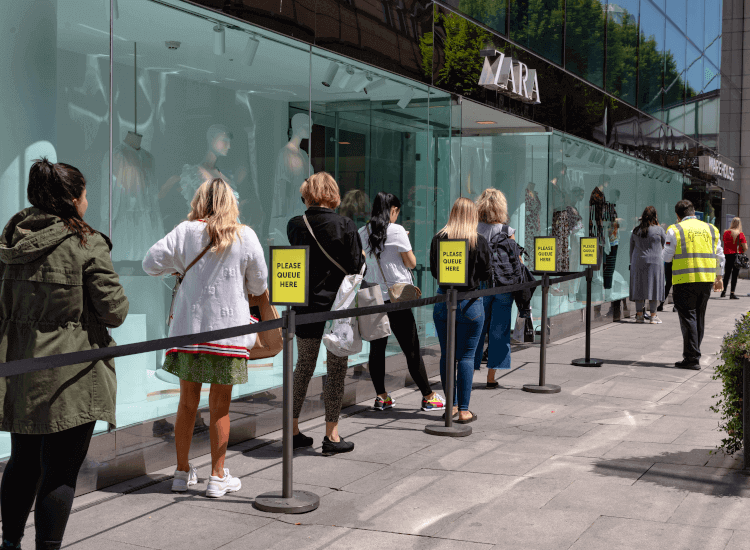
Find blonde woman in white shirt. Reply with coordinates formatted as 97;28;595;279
143;178;268;498
359;192;446;413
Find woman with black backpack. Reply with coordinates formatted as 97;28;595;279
474;189;517;388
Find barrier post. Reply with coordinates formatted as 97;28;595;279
425;288;472;437
254;309;320;513
523;273;561;394
572;266;603;367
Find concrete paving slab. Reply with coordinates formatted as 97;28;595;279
601;441;715;466
525;455;652;484
725;530;750;550
671;429;725;447
569;516;733;550
668;492;750;531
635;463;737;495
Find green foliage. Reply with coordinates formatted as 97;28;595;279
434;11;491;96
419;31;434;80
710;313;750;455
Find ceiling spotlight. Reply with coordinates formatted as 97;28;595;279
213;24;225;56
242;34;260;66
352;72;374;92
322;61;339;87
364;78;386;94
165;41;180;50
398;86;415;109
576;144;589;159
337;65;355;88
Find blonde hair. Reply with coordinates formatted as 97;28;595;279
729;217;743;242
187;178;242;253
300;172;341;209
476;188;508;224
438;197;479;248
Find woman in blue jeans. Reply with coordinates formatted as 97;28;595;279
430;198;492;424
473;189;515;388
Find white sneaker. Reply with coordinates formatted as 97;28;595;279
172;463;198;492
650;315;663;324
206;468;241;498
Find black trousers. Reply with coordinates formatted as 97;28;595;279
1;421;95;550
723;254;740;293
663;262;673;302
369;306;432;397
603;244;618;290
673;282;712;361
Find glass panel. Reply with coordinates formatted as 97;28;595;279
565;0;606;87
111;0;312;425
638;0;665;117
510;0;564;65
704;0;721;68
686;0;704;51
458;0;508;35
663;21;686;111
666;0;686;32
606;0;639;105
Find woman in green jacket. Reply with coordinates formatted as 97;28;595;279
0;159;129;550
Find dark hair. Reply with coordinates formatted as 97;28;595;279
366;192;402;259
675;199;695;219
637;206;658;238
552;162;567;179
27;158;94;245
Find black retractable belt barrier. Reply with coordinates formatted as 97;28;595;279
425;288;472;437
255;309;319;513
572;266;604;368
523;273;561;394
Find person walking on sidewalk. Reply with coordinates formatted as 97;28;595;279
287;172;365;455
0;159;129;550
630;206;666;325
359;193;446;412
663;200;725;370
474;188;516;388
143;178;268;498
721;217;746;299
430;198;492;424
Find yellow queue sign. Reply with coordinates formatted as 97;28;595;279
534;237;557;272
269;246;309;306
438;239;469;286
580;237;599;266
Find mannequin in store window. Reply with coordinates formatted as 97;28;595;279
524;181;541;270
550;163;581;274
268;113;314;246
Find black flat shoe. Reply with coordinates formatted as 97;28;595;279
293;432;313;449
675;358;701;370
455;412;478;424
730;294;740;300
656;303;664;312
721;291;726;298
322;436;354;455
486;381;499;389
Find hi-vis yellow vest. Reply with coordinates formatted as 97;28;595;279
668;218;718;285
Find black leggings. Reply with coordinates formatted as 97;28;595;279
369;306;432;397
664;262;673;302
1;421;95;550
723;254;740;293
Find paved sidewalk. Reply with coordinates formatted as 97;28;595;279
35;283;750;549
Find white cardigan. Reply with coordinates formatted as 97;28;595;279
143;221;268;358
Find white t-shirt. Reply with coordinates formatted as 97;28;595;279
359;223;413;301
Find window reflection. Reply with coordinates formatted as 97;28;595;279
510;0;564;65
565;0;605;87
606;0;638;105
638;1;665;117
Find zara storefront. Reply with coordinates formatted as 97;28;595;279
0;0;735;492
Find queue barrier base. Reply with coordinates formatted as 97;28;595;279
522;384;561;394
424;424;472;437
254;490;320;514
571;358;604;367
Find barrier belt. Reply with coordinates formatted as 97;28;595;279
0;271;587;377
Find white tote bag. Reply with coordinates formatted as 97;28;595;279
357;282;392;341
303;215;366;357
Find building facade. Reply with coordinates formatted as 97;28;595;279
0;0;741;492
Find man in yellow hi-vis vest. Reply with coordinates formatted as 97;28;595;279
663;200;724;370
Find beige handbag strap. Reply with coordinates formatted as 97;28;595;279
180;241;212;281
303;214;348;275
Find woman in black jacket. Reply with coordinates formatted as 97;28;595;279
287;172;364;455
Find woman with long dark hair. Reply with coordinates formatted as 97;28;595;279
630;206;666;324
0;159;129;550
359;193;446;412
430;198;491;423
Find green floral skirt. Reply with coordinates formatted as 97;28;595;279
163;352;248;385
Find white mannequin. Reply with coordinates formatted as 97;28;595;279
268;113;314;245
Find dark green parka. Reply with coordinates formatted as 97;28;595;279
0;208;129;434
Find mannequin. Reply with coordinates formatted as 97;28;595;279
602;189;620;300
550;163;580;273
268;113;314;246
524;181;541;270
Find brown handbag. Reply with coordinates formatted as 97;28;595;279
248;289;283;360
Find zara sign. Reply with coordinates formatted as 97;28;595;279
478;49;541;104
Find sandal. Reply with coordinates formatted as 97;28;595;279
441;411;459;420
455;412;478;424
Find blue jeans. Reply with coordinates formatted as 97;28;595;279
474;291;513;371
433;288;484;411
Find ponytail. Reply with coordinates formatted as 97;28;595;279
366;192;402;259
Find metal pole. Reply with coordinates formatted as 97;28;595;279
254;309;320;513
426;288;472;436
573;266;603;367
524;273;561;393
